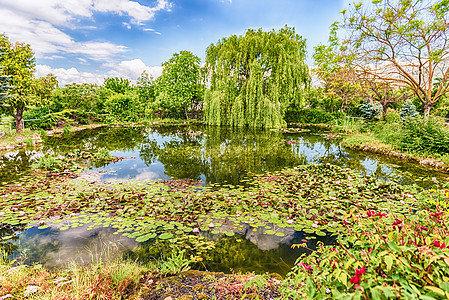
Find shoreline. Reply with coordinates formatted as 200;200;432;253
1;121;449;174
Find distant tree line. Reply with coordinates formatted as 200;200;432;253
1;0;448;133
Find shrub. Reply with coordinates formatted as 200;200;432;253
285;107;345;124
280;204;449;299
36;155;62;170
359;101;382;120
399;117;449;155
93;147;112;161
400;100;419;120
104;91;142;122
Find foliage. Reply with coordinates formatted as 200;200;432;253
104;90;142;122
400;100;420;121
0;44;12;106
359;101;382;121
36;155;63;170
24;109;99;129
136;71;157;116
0;258;148;299
285;107;345;124
52;83;101;112
400;117;449;156
93;147;112;161
204;26;309;128
340;0;449;118
280;200;449;299
156;51;202;119
0;34;57;133
104;77;132;94
156;249;191;276
313;22;365;113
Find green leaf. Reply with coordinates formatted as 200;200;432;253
424;286;445;296
385;255;394;271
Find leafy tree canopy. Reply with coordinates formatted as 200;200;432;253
340;0;449;119
104;77;132;94
0;34;57;132
204;26;309;128
156;51;202;119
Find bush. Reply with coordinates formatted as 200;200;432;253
400;117;449;155
359;101;382;120
104;91;143;122
285;107;345;124
281;205;449;299
25;109;99;129
400;100;419;120
36;155;63;170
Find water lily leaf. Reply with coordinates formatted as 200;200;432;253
159;232;173;240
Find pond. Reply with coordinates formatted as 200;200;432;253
0;124;447;275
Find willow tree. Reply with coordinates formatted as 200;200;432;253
204;26;309;128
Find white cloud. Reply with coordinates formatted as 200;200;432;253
0;0;171;27
93;0;171;25
36;59;163;86
0;8;127;61
0;0;170;61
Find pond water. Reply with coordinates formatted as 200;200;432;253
0;124;447;275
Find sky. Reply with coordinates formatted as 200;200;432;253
0;0;352;86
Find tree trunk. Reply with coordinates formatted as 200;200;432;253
382;104;388;121
423;102;432;121
184;102;189;120
13;108;24;133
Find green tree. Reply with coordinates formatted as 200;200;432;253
0;34;56;132
204;26;309;128
136;71;156;117
0;44;12;106
340;0;449;119
53;83;101;111
156;51;202;119
313;22;364;113
104;77;132;94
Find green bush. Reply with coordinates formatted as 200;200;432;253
104;91;143;122
400;100;419;120
280;204;449;299
359;101;382;120
36;155;62;170
285;107;345;124
25;109;99;129
400;117;449;155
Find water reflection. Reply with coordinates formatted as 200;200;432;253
11;223;139;269
1;124;447;185
1;124;448;274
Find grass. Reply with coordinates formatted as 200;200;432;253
335;111;449;168
0;254;150;300
0;128;41;149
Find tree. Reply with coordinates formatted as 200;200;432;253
341;0;449;119
136;71;156;117
204;26;309;128
313;23;366;113
0;34;56;133
361;77;408;120
104;77;132;94
156;51;202;119
0;44;12;106
55;83;101;111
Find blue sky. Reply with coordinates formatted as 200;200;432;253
0;0;350;85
